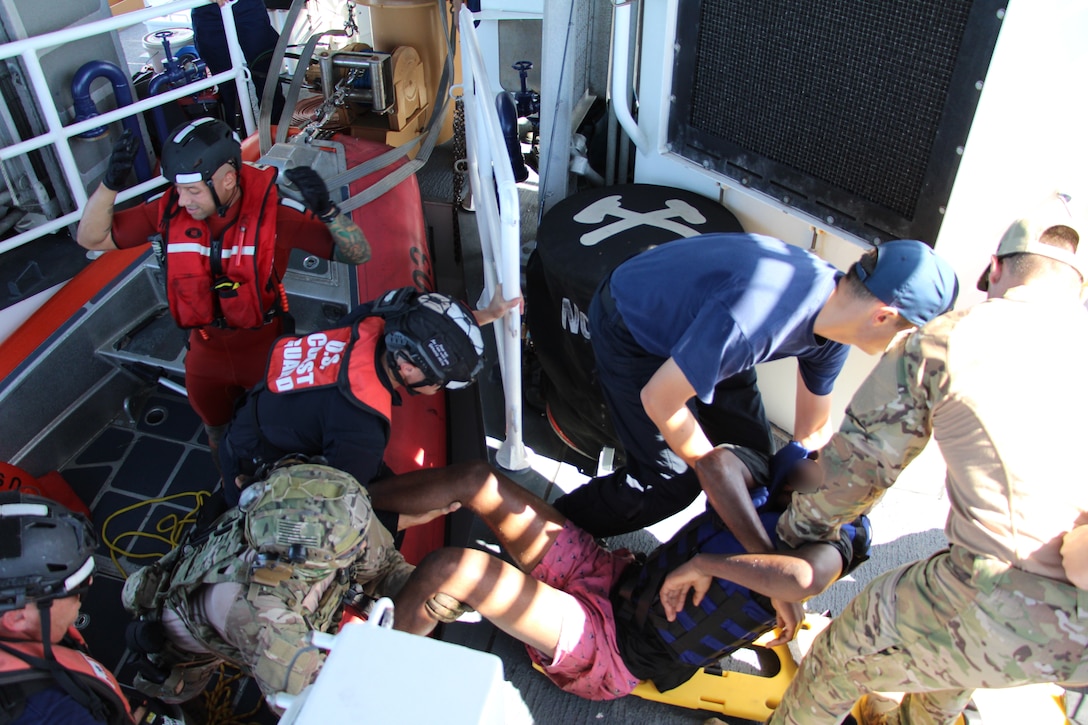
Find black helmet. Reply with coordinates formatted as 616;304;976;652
159;117;241;186
375;287;485;391
0;492;97;613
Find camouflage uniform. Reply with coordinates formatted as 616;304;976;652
770;287;1088;725
122;464;412;709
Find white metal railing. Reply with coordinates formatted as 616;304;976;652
458;5;528;471
611;0;648;154
0;0;255;256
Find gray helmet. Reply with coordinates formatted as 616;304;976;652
376;287;485;392
0;492;97;612
243;463;372;579
160;117;241;186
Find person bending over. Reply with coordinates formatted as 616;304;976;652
216;285;519;536
552;233;958;538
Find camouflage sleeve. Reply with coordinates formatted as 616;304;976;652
227;590;327;708
777;326;949;546
351;518;415;598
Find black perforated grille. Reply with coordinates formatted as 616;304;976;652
669;0;1003;243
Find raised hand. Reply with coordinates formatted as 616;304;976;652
284;166;338;222
103;130;139;191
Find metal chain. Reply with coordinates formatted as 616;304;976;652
344;1;359;38
298;68;362;142
452;97;467;206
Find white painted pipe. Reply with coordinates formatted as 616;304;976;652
610;0;649;154
459;6;529;471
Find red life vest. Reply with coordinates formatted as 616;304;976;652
0;627;133;724
265;316;393;423
158;163;280;330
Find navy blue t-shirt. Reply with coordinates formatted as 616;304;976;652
608;233;849;402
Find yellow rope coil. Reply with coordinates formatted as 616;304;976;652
100;490;211;577
201;663;265;725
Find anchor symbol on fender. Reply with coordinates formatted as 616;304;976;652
573;195;707;246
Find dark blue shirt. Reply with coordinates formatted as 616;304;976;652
12;685;102;724
221;382;399;531
608;233;849;402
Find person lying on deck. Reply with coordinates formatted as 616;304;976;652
367;448;871;700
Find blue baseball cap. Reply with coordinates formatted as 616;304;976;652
853;239;959;326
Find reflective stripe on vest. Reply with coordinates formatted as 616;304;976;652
166;242;258;258
0;629;133;725
265;316;393;423
159;163;279;329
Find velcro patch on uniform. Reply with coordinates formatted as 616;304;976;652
256;636;322;694
252;562;294;587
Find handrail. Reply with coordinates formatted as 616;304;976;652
610;0;649;154
0;0;255;256
458;5;528;471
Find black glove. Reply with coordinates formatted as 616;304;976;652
284;166;339;222
769;440;812;494
103;129;139;192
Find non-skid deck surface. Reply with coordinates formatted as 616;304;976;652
63;391;278;724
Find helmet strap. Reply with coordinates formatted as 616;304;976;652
37;600;54;662
207;180;228;218
405;379;440;394
0;600;113;722
208;170;240;218
385;350;418;395
385;350;443;396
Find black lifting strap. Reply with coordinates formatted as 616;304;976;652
619;515;710;629
656;585;776;664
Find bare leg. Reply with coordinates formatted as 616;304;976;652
394;546;575;657
368;461;566;572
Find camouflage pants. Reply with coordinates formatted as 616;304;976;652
769;546;1088;725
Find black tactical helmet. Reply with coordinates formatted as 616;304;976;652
159;117;241;186
0;492;97;613
375;287;485;391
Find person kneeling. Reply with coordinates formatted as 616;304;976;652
120;461;454;712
